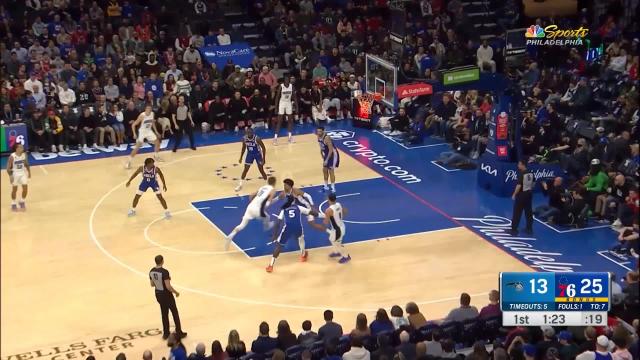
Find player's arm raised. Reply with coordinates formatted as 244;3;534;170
238;141;246;163
157;167;168;192
257;138;266;163
125;166;143;187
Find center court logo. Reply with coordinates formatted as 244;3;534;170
326;130;355;140
525;24;588;46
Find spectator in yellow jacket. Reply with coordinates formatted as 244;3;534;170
46;109;64;153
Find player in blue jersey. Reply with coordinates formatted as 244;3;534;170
266;197;319;272
125;157;171;219
316;127;339;193
235;127;268;192
279;178;326;227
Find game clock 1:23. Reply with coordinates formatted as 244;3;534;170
543;314;566;325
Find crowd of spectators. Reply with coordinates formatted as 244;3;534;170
0;0;516;154
110;286;638;360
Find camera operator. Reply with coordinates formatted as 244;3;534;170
387;107;410;136
534;177;566;222
557;186;589;227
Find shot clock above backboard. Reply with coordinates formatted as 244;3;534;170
500;272;610;326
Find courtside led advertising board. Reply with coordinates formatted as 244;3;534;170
500;272;610;326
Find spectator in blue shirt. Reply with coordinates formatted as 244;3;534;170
121;1;134;18
48;14;63;36
369;309;395;336
204;29;218;47
407;114;426;145
145;73;164;100
251;322;278;354
167;333;187;360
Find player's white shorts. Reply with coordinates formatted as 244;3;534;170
328;226;346;244
136;129;158;144
278;102;293;115
242;200;271;221
11;173;28;186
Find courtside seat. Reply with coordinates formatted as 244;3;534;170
240;352;264;360
337;335;351;355
362;335;378;352
439;321;461;343
285;345;306;360
480;315;502;341
309;340;325;360
415;323;440;342
460;318;481;347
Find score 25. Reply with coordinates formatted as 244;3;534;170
559;279;603;297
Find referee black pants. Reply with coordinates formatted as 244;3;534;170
173;120;195;150
511;191;533;232
155;291;183;336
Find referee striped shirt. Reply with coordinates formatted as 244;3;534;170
149;267;171;294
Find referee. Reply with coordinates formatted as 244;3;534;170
510;160;535;236
149;255;187;340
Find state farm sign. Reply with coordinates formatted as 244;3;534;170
396;83;433;99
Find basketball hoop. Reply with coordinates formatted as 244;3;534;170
356;92;382;119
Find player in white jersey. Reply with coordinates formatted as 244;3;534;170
273;77;296;145
125;104;162;169
225;176;277;250
279;178;325;225
6;143;31;211
323;193;350;263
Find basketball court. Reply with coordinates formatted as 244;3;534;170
1;127;541;360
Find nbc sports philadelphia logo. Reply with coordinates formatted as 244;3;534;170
525;24;589;46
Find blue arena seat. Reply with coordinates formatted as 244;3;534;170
309;340;325;360
415;323;440;342
479;315;503;342
362;335;378;352
240;352;264;360
337;335;351;355
439;321;461;343
460;318;481;347
285;345;306;360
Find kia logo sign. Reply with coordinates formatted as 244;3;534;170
396;83;433;99
481;163;497;176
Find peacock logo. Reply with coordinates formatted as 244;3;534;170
525;25;545;38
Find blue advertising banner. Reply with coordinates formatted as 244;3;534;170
478;156;564;197
199;43;255;69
